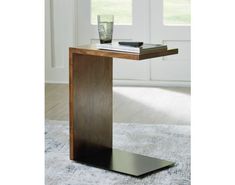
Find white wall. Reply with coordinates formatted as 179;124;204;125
45;0;75;83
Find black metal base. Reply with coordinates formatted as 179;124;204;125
74;148;174;177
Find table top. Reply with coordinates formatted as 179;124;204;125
69;44;178;60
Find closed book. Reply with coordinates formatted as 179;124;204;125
96;43;167;54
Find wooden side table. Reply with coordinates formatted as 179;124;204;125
69;45;178;177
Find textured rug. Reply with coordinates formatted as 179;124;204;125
45;120;190;185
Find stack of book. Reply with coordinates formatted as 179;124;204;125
96;42;167;54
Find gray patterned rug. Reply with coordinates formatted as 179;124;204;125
45;120;190;185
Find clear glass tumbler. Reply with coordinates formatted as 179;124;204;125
97;15;114;44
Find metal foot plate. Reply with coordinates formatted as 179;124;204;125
74;148;174;177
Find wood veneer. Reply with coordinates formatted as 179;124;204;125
69;44;178;176
70;44;178;61
69;52;112;160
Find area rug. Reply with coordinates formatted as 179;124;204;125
45;120;190;185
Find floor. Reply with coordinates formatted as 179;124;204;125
45;84;190;125
45;120;191;185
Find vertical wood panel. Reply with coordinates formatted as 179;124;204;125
70;52;113;160
69;50;75;159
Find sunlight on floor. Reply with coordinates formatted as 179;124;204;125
45;84;190;125
113;87;190;125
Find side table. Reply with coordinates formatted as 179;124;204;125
69;45;178;177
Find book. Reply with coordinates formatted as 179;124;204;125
96;42;167;54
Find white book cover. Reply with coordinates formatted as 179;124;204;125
96;42;167;54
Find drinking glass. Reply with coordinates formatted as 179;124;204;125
97;15;114;44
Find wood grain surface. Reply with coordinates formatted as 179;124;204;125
69;44;178;160
70;45;178;61
70;52;113;160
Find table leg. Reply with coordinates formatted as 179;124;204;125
70;53;113;159
69;53;174;177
